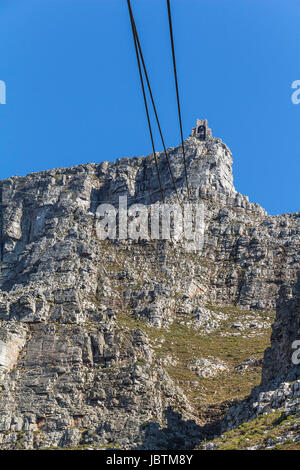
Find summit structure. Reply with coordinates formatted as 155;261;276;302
191;119;212;141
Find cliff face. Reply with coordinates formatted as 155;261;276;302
262;274;300;385
211;274;300;449
0;126;299;449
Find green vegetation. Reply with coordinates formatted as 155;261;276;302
198;411;300;450
117;305;275;420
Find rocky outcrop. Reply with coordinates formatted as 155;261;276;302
0;122;299;449
222;273;300;434
0;322;201;449
262;273;300;385
0;323;27;376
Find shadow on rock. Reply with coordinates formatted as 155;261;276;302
134;406;223;450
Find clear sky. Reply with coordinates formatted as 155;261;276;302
0;0;299;215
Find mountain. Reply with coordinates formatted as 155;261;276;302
0;121;299;449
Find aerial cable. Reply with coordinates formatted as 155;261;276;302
127;1;181;205
166;0;191;202
127;0;165;203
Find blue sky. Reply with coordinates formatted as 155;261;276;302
0;0;299;215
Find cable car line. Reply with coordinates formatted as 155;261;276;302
127;0;181;205
127;0;165;203
166;0;191;202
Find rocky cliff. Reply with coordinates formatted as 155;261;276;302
204;273;300;450
0;123;299;449
262;273;300;386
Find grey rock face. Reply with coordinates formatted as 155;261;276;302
222;273;300;433
0;123;299;449
0;323;27;376
262;273;300;385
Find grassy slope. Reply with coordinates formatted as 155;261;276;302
198;411;300;450
117;305;275;425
